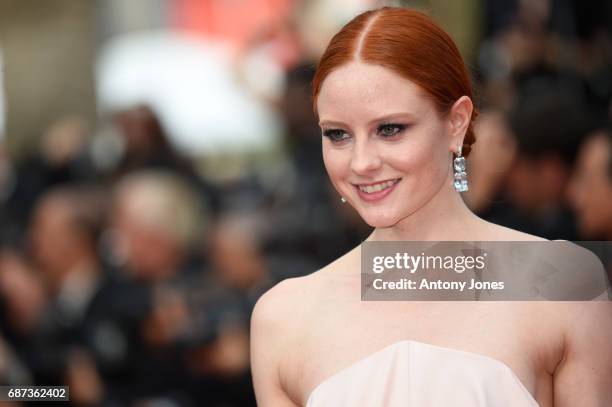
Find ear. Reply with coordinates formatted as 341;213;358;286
447;96;473;152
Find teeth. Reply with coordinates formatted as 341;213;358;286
358;179;398;193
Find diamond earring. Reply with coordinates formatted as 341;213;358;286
340;196;347;203
453;145;468;192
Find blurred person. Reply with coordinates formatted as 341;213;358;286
505;86;591;240
109;170;204;352
26;185;174;405
463;109;517;215
1;116;94;244
106;170;215;404
29;186;104;297
134;205;326;405
111;174;267;405
4;173;206;405
463;108;551;232
567;126;612;303
180;212;275;406
24;186;113;402
107;104;222;216
110;169;206;282
251;7;612;406
110;105;193;178
209;214;269;293
567;126;612;240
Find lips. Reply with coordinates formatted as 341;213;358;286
352;178;401;202
357;178;400;193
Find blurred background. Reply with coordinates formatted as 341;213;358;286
0;0;610;405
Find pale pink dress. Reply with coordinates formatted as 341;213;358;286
306;340;540;406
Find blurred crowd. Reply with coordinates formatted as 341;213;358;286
0;0;611;406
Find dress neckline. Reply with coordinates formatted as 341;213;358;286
305;339;539;406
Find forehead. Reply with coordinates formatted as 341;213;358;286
317;61;434;124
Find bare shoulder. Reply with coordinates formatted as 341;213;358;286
251;275;315;340
251;243;360;341
552;299;612;405
250;275;318;406
251;243;361;357
250;247;360;407
555;299;612;338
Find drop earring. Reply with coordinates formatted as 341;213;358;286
453;145;468;192
340;196;347;203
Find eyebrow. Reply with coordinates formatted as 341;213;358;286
319;112;416;128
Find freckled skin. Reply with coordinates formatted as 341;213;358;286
317;61;454;228
252;62;612;407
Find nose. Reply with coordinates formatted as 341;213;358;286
350;136;382;175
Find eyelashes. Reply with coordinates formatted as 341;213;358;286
322;123;408;143
322;129;349;142
377;123;407;137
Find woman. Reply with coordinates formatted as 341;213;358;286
250;7;612;406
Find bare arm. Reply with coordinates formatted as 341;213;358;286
553;300;612;406
250;280;300;407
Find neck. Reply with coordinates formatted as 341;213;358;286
368;178;480;241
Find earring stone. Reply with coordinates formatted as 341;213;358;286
453;146;468;192
341;196;347;203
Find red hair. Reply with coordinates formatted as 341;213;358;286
312;7;478;157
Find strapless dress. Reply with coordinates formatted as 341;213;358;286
306;340;540;406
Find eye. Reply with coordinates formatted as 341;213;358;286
377;123;406;138
322;129;350;143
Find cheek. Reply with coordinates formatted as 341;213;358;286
385;136;448;184
322;145;350;181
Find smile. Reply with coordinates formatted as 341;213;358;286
352;178;402;202
357;178;401;193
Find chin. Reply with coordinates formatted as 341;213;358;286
359;211;401;228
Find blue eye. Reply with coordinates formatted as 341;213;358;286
322;129;349;143
377;123;406;137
